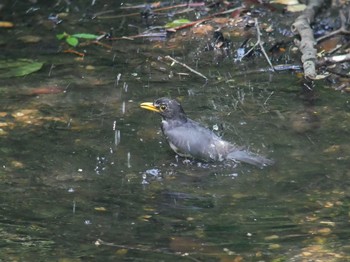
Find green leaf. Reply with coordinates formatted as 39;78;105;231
66;36;79;47
71;33;99;39
56;32;68;40
0;59;44;78
165;19;191;28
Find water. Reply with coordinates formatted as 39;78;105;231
1;1;350;261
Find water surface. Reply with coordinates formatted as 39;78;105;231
1;1;349;261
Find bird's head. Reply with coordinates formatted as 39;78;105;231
140;97;187;121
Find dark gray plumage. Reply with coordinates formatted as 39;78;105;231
140;97;273;168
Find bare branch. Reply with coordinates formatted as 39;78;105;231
291;0;326;80
165;55;208;81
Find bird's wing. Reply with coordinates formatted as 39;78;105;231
164;123;229;162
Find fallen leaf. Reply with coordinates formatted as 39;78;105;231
0;59;43;78
0;21;14;28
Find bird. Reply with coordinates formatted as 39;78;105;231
140;97;274;168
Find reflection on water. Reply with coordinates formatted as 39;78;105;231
0;1;349;261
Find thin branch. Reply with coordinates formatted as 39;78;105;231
109;32;167;41
255;18;274;71
164;55;208;81
167;7;244;32
316;10;350;43
96;3;205;19
317;53;350;66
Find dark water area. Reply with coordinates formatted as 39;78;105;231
1;1;350;261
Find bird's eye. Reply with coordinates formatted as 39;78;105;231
160;104;167;111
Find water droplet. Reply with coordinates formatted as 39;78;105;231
122;101;126;114
127;152;131;168
123;82;128;92
84;220;92;225
116;73;121;86
115;130;121;146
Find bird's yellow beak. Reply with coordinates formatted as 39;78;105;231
140;102;160;113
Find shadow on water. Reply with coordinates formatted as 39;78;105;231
1;0;350;261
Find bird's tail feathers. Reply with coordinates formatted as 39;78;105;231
226;150;274;168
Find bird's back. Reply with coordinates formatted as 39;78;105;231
162;118;233;162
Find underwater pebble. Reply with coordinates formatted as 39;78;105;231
268;243;280;249
302;251;312;257
18;35;41;43
264;235;279;241
10;160;23;168
85;65;95;70
317;228;332;235
0;129;7;135
116;248;128;255
320;221;335;227
324;201;334;208
323;144;340;153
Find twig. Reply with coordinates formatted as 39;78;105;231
239;19;275;69
316;10;350;43
169;7;244;32
96;6;182;19
165;55;208;81
240;41;258;60
317;53;350;66
96;3;205;19
79;40;113;49
63;49;85;57
109;32;167;41
106;6;244;42
264;91;274;105
254;18;274;71
272;64;302;71
91;40;113;49
217;64;302;78
120;2;205;10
